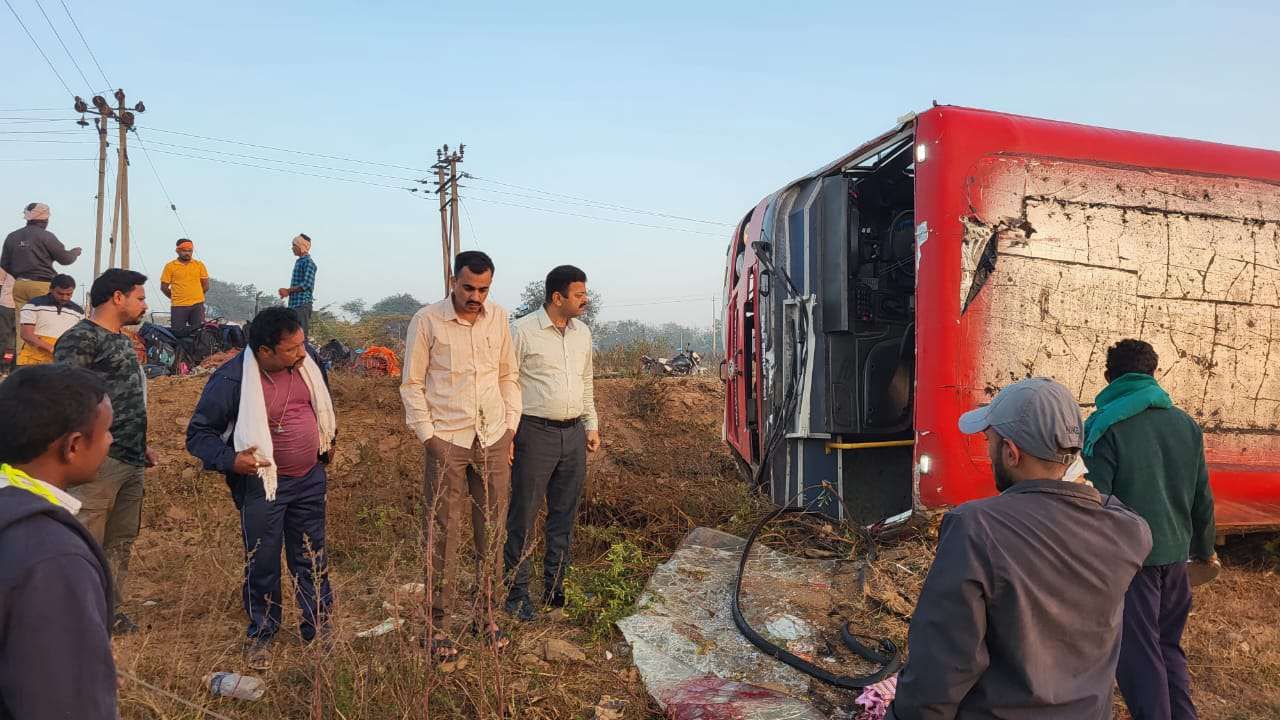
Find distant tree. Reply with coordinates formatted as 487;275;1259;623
205;278;279;321
513;279;602;326
340;298;368;320
366;293;423;317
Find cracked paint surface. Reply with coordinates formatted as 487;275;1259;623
961;156;1280;465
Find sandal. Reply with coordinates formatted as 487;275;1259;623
471;622;511;651
426;636;460;664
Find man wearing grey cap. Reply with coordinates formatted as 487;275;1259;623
887;378;1152;720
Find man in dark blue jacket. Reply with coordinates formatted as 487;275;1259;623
186;307;336;671
0;364;118;720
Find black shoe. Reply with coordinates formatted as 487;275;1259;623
111;613;139;636
505;595;536;622
542;591;566;609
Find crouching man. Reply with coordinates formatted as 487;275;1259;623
888;378;1152;720
186;307;337;670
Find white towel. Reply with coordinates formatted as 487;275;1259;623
234;349;336;501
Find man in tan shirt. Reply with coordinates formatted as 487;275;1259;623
400;250;520;659
503;265;600;621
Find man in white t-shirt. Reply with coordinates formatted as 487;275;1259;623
18;274;84;366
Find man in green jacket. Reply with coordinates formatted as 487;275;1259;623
1083;339;1216;720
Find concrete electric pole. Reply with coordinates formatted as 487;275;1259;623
431;144;465;296
75;89;144;274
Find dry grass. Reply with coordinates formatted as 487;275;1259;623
118;373;1280;719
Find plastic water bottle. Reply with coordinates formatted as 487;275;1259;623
204;672;265;701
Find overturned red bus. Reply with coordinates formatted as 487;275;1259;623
722;105;1280;532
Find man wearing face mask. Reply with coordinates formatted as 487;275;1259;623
887;378;1152;720
185;306;337;671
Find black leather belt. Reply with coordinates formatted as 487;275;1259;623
521;414;582;429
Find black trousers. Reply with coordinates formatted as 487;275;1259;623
170;303;205;336
503;417;587;601
1117;562;1197;720
230;462;333;642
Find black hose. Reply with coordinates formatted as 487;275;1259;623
730;502;903;690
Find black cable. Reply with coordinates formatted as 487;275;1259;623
731;498;902;689
59;0;111;88
32;0;93;91
467;174;734;227
4;0;74;96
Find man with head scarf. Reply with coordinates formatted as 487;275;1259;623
278;234;316;335
160;238;210;336
0;203;82;351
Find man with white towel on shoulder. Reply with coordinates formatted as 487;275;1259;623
185;306;337;671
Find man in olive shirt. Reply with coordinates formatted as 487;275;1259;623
53;268;156;636
888;378;1151;720
503;265;600;621
1083;339;1215;720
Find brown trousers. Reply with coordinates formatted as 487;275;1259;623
12;279;49;351
423;431;512;629
68;455;145;607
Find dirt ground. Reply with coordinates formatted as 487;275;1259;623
114;373;1280;719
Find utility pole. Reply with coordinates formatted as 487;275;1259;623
75;90;143;274
431;143;465;296
433;149;451;296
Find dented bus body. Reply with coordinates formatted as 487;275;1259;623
722;105;1280;532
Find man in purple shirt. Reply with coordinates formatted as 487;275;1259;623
185;307;336;671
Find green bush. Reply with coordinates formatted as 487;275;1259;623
563;540;646;640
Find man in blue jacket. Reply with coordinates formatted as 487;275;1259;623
0;364;118;719
186;307;336;671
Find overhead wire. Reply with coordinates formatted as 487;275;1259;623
468;174;733;227
458;195;726;237
138;137;421;181
3;0;74;96
32;0;93;91
143;125;427;173
146;146;413;191
58;0;110;87
460;197;481;245
133;131;190;236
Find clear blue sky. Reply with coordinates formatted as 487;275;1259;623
2;0;1276;325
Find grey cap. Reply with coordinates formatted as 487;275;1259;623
958;377;1082;464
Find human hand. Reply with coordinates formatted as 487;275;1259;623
70;247;83;257
508;436;516;466
144;448;158;468
586;430;601;453
233;446;270;475
277;288;290;298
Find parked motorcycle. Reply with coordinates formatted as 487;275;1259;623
640;349;703;376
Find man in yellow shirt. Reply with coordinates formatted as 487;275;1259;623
160;238;209;335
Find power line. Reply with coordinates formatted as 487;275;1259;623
138;137;420;181
59;0;110;87
461;197;481;245
3;0;74;96
0;156;96;161
0;129;84;134
468;174;734;227
32;0;93;91
0;138;94;143
146;146;412;191
457;195;726;237
144;126;427;173
0;106;65;111
609;295;715;308
133;130;189;236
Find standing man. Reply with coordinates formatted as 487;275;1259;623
1083;339;1216;720
279;234;316;335
1;203;81;351
887;378;1151;720
53;268;156;636
0;267;15;370
186;307;336;671
400;250;520;658
17;274;84;366
503;265;600;621
0;364;119;720
160;238;210;336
